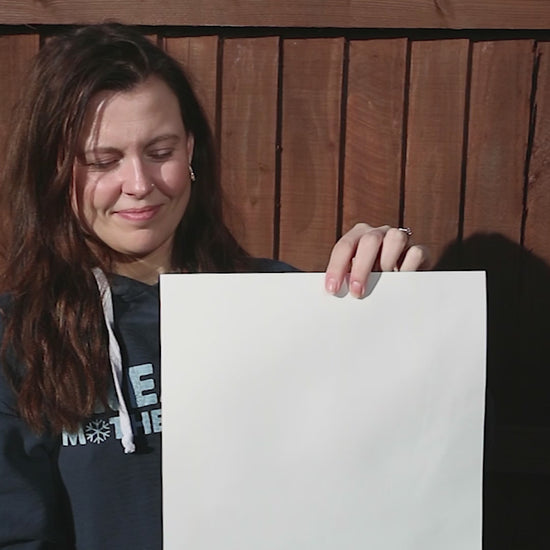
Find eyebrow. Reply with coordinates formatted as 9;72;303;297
81;134;183;155
146;134;182;147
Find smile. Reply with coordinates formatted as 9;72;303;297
115;205;161;222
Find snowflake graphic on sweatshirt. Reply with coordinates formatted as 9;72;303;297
85;419;111;444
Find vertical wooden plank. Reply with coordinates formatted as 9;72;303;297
0;33;39;151
518;42;550;427
0;33;39;258
462;40;533;427
343;38;407;231
219;37;279;258
280;38;344;270
463;40;532;242
524;42;550;264
404;39;469;262
164;35;219;132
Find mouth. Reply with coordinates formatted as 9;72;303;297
115;205;161;222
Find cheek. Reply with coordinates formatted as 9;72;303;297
158;162;191;198
71;170;118;225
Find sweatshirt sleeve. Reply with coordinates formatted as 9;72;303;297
0;374;70;549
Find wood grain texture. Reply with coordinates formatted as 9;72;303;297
517;42;550;429
279;38;344;271
404;39;469;262
463;40;533;243
0;34;39;152
461;41;533;430
524;42;550;265
343;39;407;232
219;37;279;258
1;0;549;28
163;35;219;132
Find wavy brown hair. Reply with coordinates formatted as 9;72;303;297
0;23;249;434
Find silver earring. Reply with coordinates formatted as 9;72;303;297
188;164;196;183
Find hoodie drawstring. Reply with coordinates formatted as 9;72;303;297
92;268;136;454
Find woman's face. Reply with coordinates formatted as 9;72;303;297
72;76;194;278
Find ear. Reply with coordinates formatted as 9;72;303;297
186;132;195;165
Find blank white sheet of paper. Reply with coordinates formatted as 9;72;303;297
160;271;486;550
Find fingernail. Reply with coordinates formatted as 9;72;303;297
326;277;338;294
350;280;363;298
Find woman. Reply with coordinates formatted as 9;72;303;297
0;23;426;549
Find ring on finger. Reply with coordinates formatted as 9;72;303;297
398;226;413;237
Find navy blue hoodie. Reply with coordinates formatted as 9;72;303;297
0;259;296;549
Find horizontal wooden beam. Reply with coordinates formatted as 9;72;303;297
0;0;549;30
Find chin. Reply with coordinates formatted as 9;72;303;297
120;240;172;262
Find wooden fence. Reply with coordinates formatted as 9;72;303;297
1;1;550;479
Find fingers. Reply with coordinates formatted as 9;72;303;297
348;225;391;298
399;244;430;271
324;222;430;299
325;223;373;294
324;223;389;297
378;227;410;271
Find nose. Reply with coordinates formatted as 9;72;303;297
120;157;154;198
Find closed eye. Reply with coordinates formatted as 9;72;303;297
82;157;119;171
147;148;174;161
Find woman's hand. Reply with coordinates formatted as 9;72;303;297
324;223;429;298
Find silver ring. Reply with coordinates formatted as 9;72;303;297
398;227;412;237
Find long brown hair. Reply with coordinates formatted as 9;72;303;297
0;23;248;434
